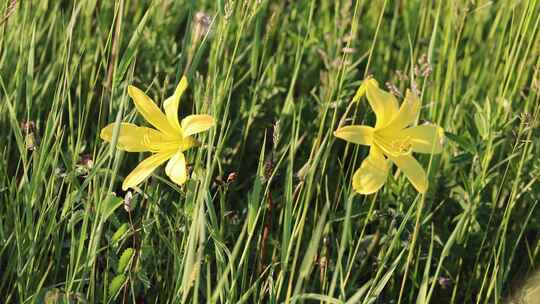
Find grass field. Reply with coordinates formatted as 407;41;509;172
1;0;540;303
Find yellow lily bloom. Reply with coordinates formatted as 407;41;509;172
334;78;444;194
100;76;215;190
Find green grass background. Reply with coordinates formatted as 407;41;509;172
1;0;540;303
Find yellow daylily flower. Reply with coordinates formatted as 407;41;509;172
334;78;444;194
101;76;215;190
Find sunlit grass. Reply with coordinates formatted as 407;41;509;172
1;0;539;303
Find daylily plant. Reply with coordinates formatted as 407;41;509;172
334;78;444;194
101;76;215;190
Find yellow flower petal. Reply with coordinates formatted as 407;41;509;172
383;89;421;131
165;151;187;186
122;151;175;190
352;147;391;194
181;114;216;137
388;154;428;193
399;124;444;154
364;79;399;129
352;79;368;103
163;76;188;132
100;123;162;152
334;125;374;146
128;85;177;135
182;136;200;151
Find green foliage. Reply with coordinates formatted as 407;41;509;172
108;274;126;298
1;0;539;303
100;194;123;223
117;248;135;273
112;223;129;242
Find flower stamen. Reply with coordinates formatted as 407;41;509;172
374;134;412;157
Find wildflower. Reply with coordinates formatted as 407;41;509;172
123;191;133;212
334;78;444;194
101;76;215;190
21;120;38;151
193;12;212;41
78;153;94;168
226;172;238;184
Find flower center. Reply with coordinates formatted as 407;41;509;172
373;133;412;157
391;137;412;154
143;132;183;152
